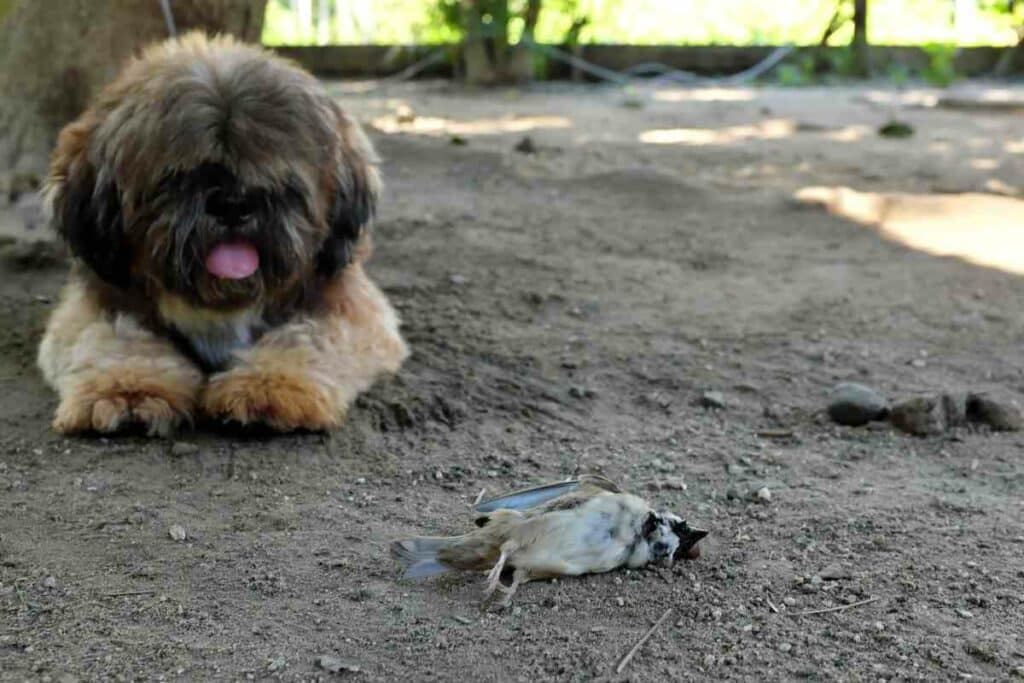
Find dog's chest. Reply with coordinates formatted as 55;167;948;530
158;296;262;371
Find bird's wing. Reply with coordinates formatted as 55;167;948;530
473;474;620;513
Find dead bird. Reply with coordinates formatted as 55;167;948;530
391;475;707;605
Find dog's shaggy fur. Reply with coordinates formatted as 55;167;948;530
38;33;408;435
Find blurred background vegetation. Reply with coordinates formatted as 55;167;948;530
262;0;1024;47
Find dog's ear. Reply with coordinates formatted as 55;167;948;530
316;110;380;279
46;120;130;288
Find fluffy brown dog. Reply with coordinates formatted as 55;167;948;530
37;33;408;436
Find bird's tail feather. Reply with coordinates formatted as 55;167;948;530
390;536;457;580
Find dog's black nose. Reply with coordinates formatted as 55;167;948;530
205;188;253;227
652;541;669;556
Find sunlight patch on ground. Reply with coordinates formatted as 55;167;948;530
651;87;757;103
371;114;572;136
824;125;872;143
796;185;1024;276
639;118;795;145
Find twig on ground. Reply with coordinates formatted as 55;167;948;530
791;596;882;617
101;589;157;598
473;488;486;506
615;607;674;674
767;596;781;613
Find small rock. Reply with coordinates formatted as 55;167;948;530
316;655;361;674
267;656;287;672
778;642;793;653
873;621;885;631
449;274;469;286
910;358;927;368
967;393;1023;431
819;563;852;581
753;486;772;504
170;442;199;457
661;477;687;491
890;396;946;436
699;391;727;409
783;597;797;606
615;597;625;607
956;608;974;619
449;135;468;146
169;524;187;542
43;575;57;589
395;104;416;123
827;382;888;426
702;654;716;668
513;136;537;154
568;385;595;399
878;120;914;138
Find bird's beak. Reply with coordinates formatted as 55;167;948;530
675;527;709;561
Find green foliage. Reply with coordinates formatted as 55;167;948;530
921;42;958;87
775;53;816;86
885;61;911;86
823;46;858;76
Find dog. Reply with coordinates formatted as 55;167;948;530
37;32;408;436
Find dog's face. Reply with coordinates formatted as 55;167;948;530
46;33;379;311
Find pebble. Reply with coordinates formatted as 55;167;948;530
873;621;885;631
449;274;469;286
170;442;199;457
43;576;56;589
967;393;1023;431
702;654;716;668
316;655;361;674
782;597;797;606
754;486;772;504
778;642;793;653
699;391;727;409
819;563;852;581
890;396;947;436
615;597;625;607
827;382;888;426
513;136;537;154
648;477;687;491
955;608;974;619
169;524;187;542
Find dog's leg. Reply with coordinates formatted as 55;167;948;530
201;264;409;431
38;281;203;436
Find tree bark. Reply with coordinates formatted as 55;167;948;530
461;0;537;86
0;0;266;198
851;0;871;77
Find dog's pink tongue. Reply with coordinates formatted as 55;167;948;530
206;241;259;280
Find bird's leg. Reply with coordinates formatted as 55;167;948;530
493;567;528;607
484;549;509;597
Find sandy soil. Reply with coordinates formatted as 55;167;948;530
2;80;1024;682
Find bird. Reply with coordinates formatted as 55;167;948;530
390;475;708;605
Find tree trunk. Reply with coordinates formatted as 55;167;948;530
851;0;871;77
0;0;266;198
994;27;1024;77
462;0;537;86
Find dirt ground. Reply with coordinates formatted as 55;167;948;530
2;80;1024;682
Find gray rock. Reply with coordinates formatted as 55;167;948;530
967;393;1023;431
890;396;946;436
827;382;888;426
819;563;852;581
700;391;727;409
317;655;361;674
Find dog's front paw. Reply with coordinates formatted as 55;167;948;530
201;369;341;432
54;375;196;437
